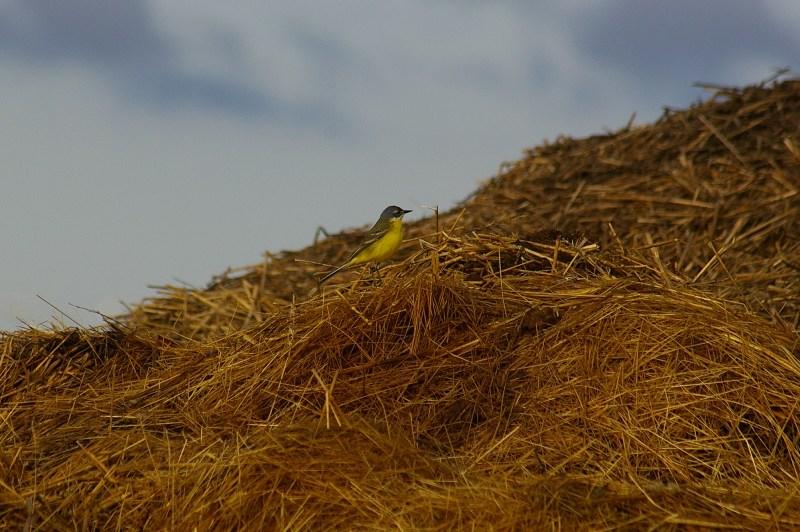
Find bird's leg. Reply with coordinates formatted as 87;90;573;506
369;263;383;284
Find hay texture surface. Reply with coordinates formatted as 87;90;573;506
3;80;800;530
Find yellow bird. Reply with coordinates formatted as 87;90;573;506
320;205;412;284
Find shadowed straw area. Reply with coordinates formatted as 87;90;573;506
3;79;800;529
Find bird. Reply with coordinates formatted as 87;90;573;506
319;205;412;284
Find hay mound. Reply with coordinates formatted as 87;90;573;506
3;79;800;529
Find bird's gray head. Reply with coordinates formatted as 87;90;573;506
380;205;412;220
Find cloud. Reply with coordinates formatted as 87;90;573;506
0;0;165;65
0;0;345;124
574;0;799;91
765;0;800;51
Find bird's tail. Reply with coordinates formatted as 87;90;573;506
319;263;347;285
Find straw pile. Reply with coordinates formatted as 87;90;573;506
2;79;800;530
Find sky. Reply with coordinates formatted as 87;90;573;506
1;1;798;330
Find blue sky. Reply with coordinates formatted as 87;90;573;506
1;1;798;329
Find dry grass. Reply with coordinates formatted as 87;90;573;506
2;79;800;530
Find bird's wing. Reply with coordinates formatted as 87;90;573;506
320;218;390;283
346;219;390;261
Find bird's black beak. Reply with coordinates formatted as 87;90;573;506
402;209;412;214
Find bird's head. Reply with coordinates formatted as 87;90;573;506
380;205;412;220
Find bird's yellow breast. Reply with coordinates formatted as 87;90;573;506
349;218;404;266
